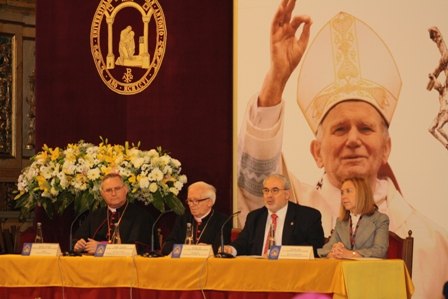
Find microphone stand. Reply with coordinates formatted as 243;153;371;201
145;209;173;257
215;211;241;258
64;210;89;256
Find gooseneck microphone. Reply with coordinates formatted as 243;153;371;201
146;209;173;257
215;210;241;258
65;210;89;256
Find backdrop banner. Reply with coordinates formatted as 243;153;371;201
236;1;448;299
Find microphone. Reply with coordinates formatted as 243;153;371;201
215;210;241;258
145;209;173;257
64;210;89;256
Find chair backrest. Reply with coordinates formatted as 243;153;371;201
387;230;413;276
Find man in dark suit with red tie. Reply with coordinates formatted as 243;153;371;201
223;174;324;257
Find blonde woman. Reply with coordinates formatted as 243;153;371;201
318;177;389;258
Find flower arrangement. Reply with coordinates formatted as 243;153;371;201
14;139;187;218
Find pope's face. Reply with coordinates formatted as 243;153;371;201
100;176;128;209
311;101;391;187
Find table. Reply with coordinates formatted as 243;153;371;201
0;255;414;299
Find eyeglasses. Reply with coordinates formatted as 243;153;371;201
102;185;125;194
262;187;287;195
185;198;209;205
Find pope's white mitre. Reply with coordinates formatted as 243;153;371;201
297;12;402;134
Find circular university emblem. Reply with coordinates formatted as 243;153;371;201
90;0;167;95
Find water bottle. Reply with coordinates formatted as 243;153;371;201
111;223;122;244
185;222;193;245
34;222;44;243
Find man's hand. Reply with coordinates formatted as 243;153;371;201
84;238;100;255
219;245;235;256
74;238;100;255
259;0;312;107
73;238;87;253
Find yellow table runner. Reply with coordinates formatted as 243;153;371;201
0;254;413;299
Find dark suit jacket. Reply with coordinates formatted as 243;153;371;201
74;201;154;252
162;209;231;255
231;202;324;256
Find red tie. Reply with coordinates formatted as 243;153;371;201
263;213;278;255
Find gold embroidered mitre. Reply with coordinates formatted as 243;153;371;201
296;12;402;134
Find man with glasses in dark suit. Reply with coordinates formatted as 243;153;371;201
223;174;324;257
161;181;232;255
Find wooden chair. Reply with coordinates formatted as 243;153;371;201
387;230;414;276
1;225;20;254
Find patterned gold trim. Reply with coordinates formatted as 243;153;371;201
309;13;395;124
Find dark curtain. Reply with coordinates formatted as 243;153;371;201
35;1;233;250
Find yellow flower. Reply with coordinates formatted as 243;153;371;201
50;147;61;161
15;139;187;218
128;174;136;184
36;175;50;193
35;149;48;162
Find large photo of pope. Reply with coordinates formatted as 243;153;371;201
236;1;448;298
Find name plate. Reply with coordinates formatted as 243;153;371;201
171;244;213;258
21;243;62;256
268;245;314;260
94;244;137;257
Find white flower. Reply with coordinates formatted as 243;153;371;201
40;165;53;179
179;175;187;184
174;180;184;190
15;141;187;218
118;167;132;177
57;172;69;188
149;182;158;193
169;187;179;196
86;145;98;155
163;165;172;175
87;168;101;181
25;166;38;181
138;176;150;189
149;168;164;181
171;158;181;168
160;155;170;166
17;174;28;192
131;157;145;169
73;181;88;191
147;149;158;157
62;160;76;175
